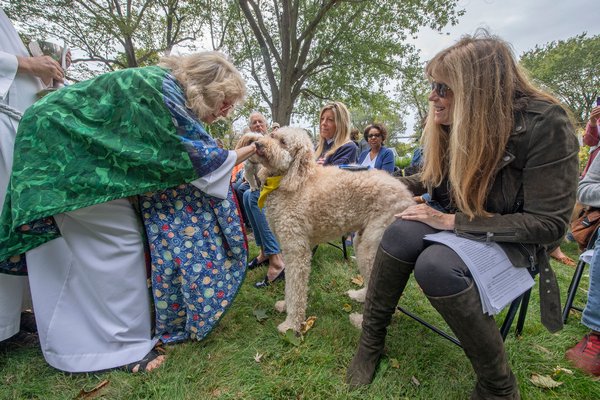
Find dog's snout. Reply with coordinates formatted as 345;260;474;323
254;141;264;149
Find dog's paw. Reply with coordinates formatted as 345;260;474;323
347;287;367;303
349;312;363;329
277;319;297;334
274;300;286;313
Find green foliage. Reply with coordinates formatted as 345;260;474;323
1;0;209;80
213;0;464;125
520;33;600;127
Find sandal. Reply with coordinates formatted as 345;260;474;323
550;254;576;267
120;347;166;373
247;256;269;270
254;269;285;288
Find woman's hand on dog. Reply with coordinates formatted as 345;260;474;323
396;204;455;231
234;143;258;165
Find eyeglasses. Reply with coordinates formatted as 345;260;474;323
367;134;382;139
430;81;451;98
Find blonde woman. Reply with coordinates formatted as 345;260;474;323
347;32;579;399
315;101;357;165
0;51;257;373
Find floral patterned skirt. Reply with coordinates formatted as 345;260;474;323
141;184;247;343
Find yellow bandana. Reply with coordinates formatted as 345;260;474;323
258;176;282;209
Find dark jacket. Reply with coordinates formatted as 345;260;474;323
322;141;358;166
401;99;580;332
357;146;395;173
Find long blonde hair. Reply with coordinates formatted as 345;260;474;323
421;31;559;219
315;101;352;159
159;51;246;121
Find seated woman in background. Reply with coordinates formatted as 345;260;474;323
357;123;395;173
315;102;357;166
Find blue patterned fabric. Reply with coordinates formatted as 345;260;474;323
141;184;247;343
141;82;247;343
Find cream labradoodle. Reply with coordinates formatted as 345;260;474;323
254;127;414;333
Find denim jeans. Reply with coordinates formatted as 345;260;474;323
582;234;600;331
242;189;281;255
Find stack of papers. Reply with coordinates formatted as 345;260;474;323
425;231;534;315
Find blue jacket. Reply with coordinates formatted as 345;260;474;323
323;141;358;166
357;146;395;173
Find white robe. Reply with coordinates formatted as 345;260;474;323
0;8;42;341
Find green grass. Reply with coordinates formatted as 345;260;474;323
1;241;599;399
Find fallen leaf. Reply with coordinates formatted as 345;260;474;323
411;376;420;386
342;303;353;313
253;309;268;322
530;374;563;389
300;316;317;334
254;352;264;363
351;275;364;286
389;358;400;369
283;329;303;346
532;343;551;355
75;380;109;399
552;366;573;375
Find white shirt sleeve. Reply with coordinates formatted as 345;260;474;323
190;150;236;199
0;51;18;100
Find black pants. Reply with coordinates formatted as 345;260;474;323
380;219;473;297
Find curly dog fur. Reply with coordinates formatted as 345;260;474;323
254;127;415;333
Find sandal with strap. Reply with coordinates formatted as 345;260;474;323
254;269;285;288
120;347;166;373
247;256;269;270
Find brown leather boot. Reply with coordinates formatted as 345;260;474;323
427;283;520;400
346;247;413;388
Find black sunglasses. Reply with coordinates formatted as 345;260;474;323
431;81;451;98
367;134;382;139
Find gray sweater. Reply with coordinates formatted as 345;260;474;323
578;154;600;207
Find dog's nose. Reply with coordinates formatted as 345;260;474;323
255;141;264;149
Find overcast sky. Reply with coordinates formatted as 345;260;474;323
411;0;598;60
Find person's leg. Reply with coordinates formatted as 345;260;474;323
416;244;519;399
235;181;250;228
347;220;437;387
26;199;161;373
243;189;268;263
566;239;600;375
245;190;284;284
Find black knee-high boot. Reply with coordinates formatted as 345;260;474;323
346;247;413;387
427;283;520;400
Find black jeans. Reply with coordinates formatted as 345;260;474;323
380;219;473;297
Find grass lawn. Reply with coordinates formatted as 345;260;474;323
1;240;599;399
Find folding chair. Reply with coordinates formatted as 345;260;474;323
397;266;537;348
312;236;348;260
562;227;599;324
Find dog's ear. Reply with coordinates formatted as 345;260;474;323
279;146;315;191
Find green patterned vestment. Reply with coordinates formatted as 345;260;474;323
0;66;201;260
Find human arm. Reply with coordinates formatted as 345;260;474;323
379;148;395;173
234;143;257;165
583;107;600;146
452;104;579;245
325;141;358;165
16;55;63;86
577;153;600;207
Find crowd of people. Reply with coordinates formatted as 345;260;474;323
1;7;599;397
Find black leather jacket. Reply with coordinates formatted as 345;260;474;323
401;99;580;332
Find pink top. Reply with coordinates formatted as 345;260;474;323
582;121;600;178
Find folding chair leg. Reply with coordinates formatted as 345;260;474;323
514;289;531;336
500;293;524;340
562;259;587;324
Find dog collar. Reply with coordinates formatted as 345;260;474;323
258;176;282;209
